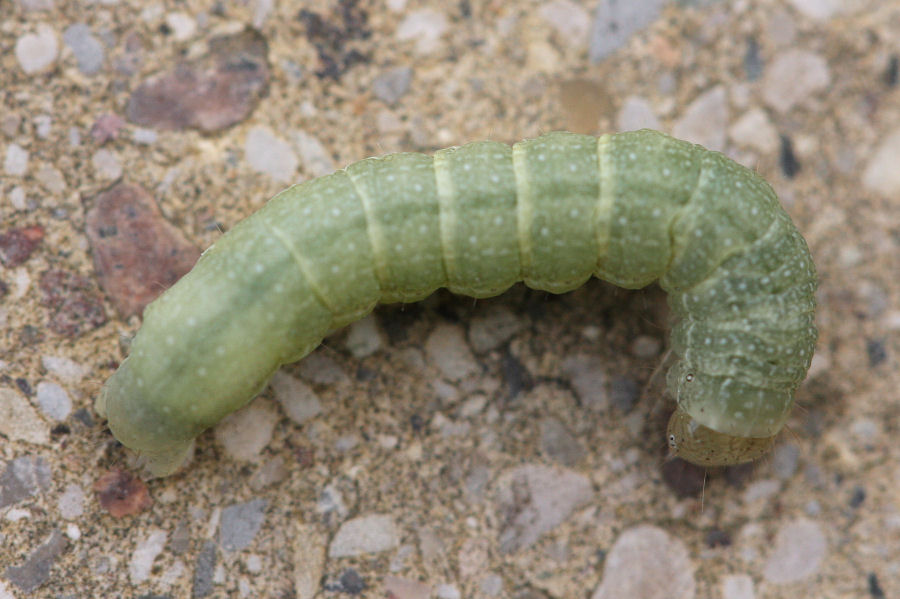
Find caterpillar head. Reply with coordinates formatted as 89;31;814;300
666;406;776;466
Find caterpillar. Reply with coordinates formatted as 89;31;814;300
95;130;817;476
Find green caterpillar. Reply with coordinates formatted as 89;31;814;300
95;130;817;476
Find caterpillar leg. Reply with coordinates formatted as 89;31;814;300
666;406;775;466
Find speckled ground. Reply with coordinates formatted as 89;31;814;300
1;1;899;598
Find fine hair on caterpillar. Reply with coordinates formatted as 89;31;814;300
95;129;818;477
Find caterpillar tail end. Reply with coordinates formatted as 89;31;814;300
666;406;776;467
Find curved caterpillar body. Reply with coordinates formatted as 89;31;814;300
96;130;817;476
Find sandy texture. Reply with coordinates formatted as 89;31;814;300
1;1;898;597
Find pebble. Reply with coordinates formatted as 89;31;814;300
561;353;608;411
592;525;695;599
468;305;523;353
15;25;58;74
252;0;273;27
767;9;797;46
479;574;504;596
3;529;66;593
617;96;661;132
762;518;827;583
62;23;105;75
495;464;593;554
771;443;800;479
132;127;158;144
35;166;66;193
214;401;279;462
345;315;383;358
317;482;350;520
435;584;461;599
67;127;81;146
129;528;167;583
729;108;779;154
93;469;153;517
126;29;269;132
0;225;44;267
862;127;900;196
721;573;755;599
762;50;830;113
849;417;880;443
293;130;335;178
589;0;667;62
396;9;448;54
41;355;87;383
90;113;125;143
9;187;27;211
269;371;322;425
91;148;122;179
165;12;197;41
539;0;591;48
372;66;413;105
297;351;348;385
2;114;22;136
0;388;50;446
192;541;217;598
672;85;728;151
245;126;298;183
220;498;268;552
743;478;780;504
4;143;29;176
17;0;55;10
293;524;326;599
57;483;85;519
787;0;846;20
384;576;432;599
539;418;586;466
85;182;200;317
249;456;288;490
35;381;72;421
329;514;400;557
425;324;480;380
0;456;51;509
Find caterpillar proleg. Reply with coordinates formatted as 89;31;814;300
95;130;817;476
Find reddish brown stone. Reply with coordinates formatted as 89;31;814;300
90;113;126;144
39;269;107;337
0;225;44;267
125;28;269;132
86;182;200;318
93;469;153;517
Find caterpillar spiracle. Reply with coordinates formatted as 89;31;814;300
95;130;818;476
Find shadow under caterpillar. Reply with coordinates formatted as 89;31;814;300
95;130;818;476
